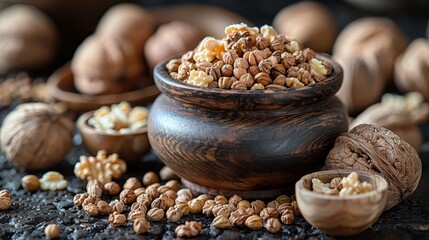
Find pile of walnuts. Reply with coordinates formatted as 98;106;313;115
166;23;332;90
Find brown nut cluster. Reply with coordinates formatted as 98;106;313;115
166;23;332;90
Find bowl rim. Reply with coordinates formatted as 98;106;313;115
153;53;343;110
295;169;388;200
77;110;148;137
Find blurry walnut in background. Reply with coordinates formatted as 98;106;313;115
97;4;155;50
71;35;142;95
333;17;407;114
273;1;337;53
0;103;73;170
394;39;429;101
350;103;422;150
0;4;58;74
144;21;202;70
325;124;421;210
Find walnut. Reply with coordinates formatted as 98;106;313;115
40;171;67;191
83;203;99;216
166;206;182;222
212;215;230;229
260;207;278;220
231;81;247;90
325;124;422;210
218;77;238;89
74;150;127;185
123;177;142;191
133;218;151;234
151;197;167;211
250;83;265;90
165;180;180;192
147;207;164;221
229;208;253;227
276;195;291;204
0;190;12;210
145;184;160;199
144;21;201;70
277;203;294;215
109;200;125;213
212;204;231;218
73;193;89;206
394;39;429;101
175;201;190;216
86;180;102;198
97;201;113;215
245;215;263;230
250;200;265;215
0;5;58;74
44;223;61;239
130;201;147;214
108;211;126;226
164;190;178;201
119;189;137;205
188;198;204;213
0;103;73;170
213;195;228;205
176;188;193;200
237;200;251;210
202;200;216;217
128;210;146;222
228;194;242;207
104;182;121;195
266;200;280;210
21;175;40;191
175;221;202;238
351;103;422;150
254;72;272;86
265;218;281;233
280;211;295;225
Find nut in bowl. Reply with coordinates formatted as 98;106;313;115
77;102;150;163
295;170;388;236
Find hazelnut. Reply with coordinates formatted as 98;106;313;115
157;185;170;194
142;171;160;186
21;175;40;191
164;190;177;201
147;207;164;221
108;211;126;226
276;195;291;204
265;218;282;233
133;217;151;234
123;177;142;190
213;215;230;229
134;187;146;197
104;181;121;195
44;223;61;239
159;166;179;181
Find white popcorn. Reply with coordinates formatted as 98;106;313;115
225;23;259;36
186;70;214;87
260;25;278;39
193;37;226;63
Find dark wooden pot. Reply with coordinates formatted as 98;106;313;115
149;54;348;198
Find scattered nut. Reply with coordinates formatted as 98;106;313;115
276;195;290;204
39;171;67;191
130;201;148;214
265;217;282;233
260;207;278;220
44;223;61;239
119;189;137;205
214;195;228;205
142;171;160;186
237;200;251;210
159;166;179;181
147;207;164;221
245;215;263;230
21;175;40;191
108;211;126;226
124;177;142;190
74;150;127;185
175;221;202;238
266;200;279;210
165;180;180;192
280;211;295;225
213;215;230;229
109;200;125;214
73;193;89;206
0;190;12;210
87;179;102;198
128;210;146;222
166;206;182;222
83;203;99;216
228;194;242;207
133;217;151;234
104;181;121;195
188;198;204;213
250;200;265;215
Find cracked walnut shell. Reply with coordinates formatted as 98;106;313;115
325;124;422;210
0;103;73;170
0;190;12;210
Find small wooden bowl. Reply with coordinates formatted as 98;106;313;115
47;63;160;113
295;170;388;236
77;111;151;163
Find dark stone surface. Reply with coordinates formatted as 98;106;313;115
0;103;429;240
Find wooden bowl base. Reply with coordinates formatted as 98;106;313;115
181;178;295;199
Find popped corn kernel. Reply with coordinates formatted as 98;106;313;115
260;25;278;39
225;23;259;36
193;37;225;63
187;70;214;87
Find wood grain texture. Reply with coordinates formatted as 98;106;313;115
77;111;150;163
148;54;348;197
295;170;388;236
48;63;160;113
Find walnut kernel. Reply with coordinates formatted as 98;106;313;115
40;171;67;191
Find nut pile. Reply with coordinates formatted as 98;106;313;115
166;23;332;90
74;150;127;185
88;101;149;134
73;169;300;237
312;172;374;196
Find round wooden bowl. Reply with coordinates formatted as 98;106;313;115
47;63;160;113
148;54;348;198
295;170;388;236
77;111;151;163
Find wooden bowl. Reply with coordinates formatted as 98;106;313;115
77;111;151;163
295;170;388;236
47;63;160;113
148;54;349;198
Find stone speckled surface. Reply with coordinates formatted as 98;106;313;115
0;103;429;240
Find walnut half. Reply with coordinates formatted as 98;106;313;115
325;124;422;210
